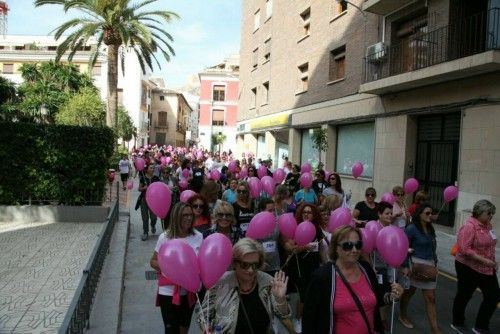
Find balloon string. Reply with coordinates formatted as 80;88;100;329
196;292;209;333
436;202;447;217
390;269;396;334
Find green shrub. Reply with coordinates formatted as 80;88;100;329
0;122;114;205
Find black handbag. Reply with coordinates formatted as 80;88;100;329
134;192;144;211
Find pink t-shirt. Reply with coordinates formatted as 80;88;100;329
333;273;377;334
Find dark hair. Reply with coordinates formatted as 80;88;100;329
365;187;376;196
411;202;435;237
316;170;325;177
292;164;300;173
329;172;343;193
258;197;275;211
187;194;210;219
377;201;393;214
295;203;322;228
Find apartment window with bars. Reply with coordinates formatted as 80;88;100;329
213;85;226;101
262;81;269;105
252;48;259;69
298;63;309;92
158;112;168;127
300;8;311;37
329;45;346;81
251;88;257;108
263;38;271;62
212;109;225;126
254;10;261;31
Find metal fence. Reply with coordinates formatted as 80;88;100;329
364;8;500;83
58;192;120;334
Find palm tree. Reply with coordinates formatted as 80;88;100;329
34;0;179;128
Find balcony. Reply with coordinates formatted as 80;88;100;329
153;121;169;129
362;0;415;15
360;9;500;94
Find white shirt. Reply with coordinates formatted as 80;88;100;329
118;159;130;174
155;230;203;296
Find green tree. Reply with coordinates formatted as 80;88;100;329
17;61;94;123
117;106;136;143
35;0;179;129
0;77;21;122
312;128;328;165
55;86;106;126
212;132;226;154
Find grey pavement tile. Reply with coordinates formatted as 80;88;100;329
0;312;23;333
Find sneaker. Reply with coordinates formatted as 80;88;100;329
151;226;156;234
450;324;468;334
141;234;148;241
472;328;490;334
293;318;302;334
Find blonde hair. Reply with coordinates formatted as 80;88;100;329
166;202;195;239
321;194;342;211
213;200;237;226
232;238;264;269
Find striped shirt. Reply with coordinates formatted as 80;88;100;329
456;217;497;275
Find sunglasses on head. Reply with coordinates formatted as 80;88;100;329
339;240;363;251
236;260;260;271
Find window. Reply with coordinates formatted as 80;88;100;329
336;123;375;177
301;129;320;166
15;45;25;50
158;112;168;126
213;85;226;101
47;46;57;51
254;10;261;31
212;109;225;126
300;8;311;37
252;48;259;69
262;82;269;105
160;95;165;101
251;88;257;108
92;65;101;76
155;133;166;145
336;0;347;15
263;38;271;62
2;63;14;74
298;63;309;92
329;45;346;81
266;0;273;19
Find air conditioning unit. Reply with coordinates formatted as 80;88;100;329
366;42;386;63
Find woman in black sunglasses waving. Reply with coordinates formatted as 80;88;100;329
303;225;403;334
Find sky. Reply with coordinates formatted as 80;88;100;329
6;0;242;89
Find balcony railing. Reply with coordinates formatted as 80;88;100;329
364;8;500;83
153;120;169;129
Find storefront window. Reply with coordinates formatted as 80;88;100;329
336;123;374;177
301;128;319;168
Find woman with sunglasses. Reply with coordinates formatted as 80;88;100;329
323;173;349;206
451;200;498;334
392;186;410;228
203;201;243;246
285;164;301;194
233;181;256;236
138;163;160;241
187;194;211;234
196;238;291;333
303;225;403;334
282;203;323;333
399;203;441;333
150;202;203;334
353;187;379;227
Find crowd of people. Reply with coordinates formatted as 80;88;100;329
122;145;498;334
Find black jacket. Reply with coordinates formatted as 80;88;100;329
302;260;388;334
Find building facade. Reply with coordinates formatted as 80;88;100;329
238;0;500;234
198;55;240;152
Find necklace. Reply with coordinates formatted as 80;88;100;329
238;279;256;294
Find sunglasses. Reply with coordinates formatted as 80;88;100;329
216;213;233;219
366;193;376;197
422;211;433;216
192;204;204;209
236;260;260;271
396;193;404;196
182;213;194;218
302;210;313;215
339;240;363;251
237;189;248;194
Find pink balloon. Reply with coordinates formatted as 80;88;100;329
165;157;172;165
228;161;238;173
328;207;352;233
299;172;313;188
404;178;419;194
360;228;376;254
248;177;262;199
196;151;203;160
246;212;276;239
180;190;196;203
324;170;332;181
160;156;167;166
182;168;190;179
145;182;172;219
178;179;188;189
158;240;200;292
239;167;248;179
261;176;275;196
257;165;268;179
443;185;459;203
127;179;134;190
294;221;316;246
351;162;364;178
301;163;312;173
234;173;240;179
277;213;297;239
365;220;382;243
380;192;395;205
198;233;233;289
210;169;221;181
273;168;286;184
135;158;145;171
376;225;409;267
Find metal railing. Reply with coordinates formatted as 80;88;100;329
58;187;120;334
364;8;500;83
